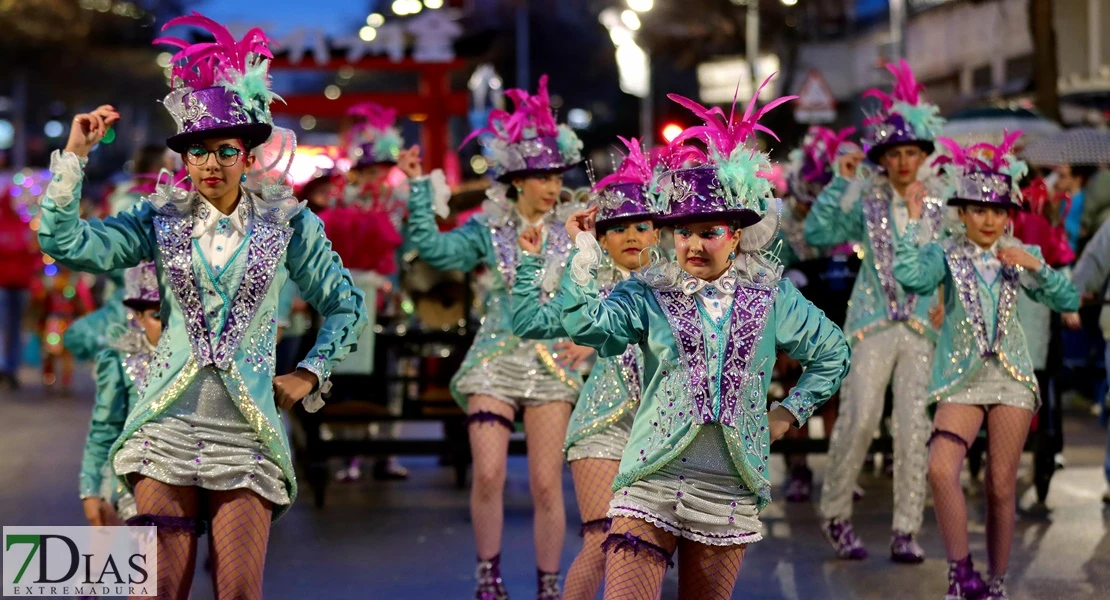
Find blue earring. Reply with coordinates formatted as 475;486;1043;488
240;173;247;183
728;251;736;260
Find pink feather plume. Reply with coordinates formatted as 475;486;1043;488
460;74;560;149
154;12;272;89
666;73;796;158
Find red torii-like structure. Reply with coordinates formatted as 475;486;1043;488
269;56;470;171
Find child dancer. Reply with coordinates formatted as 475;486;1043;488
511;137;671;599
39;14;366;599
558;81;851;600
894;135;1079;600
79;262;161;526
398;75;586;599
806;59;947;561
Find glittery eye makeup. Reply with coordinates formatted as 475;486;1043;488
635;223;654;232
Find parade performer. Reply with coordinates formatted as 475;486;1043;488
38;13;367;599
558;80;850;600
806;59;947;562
398;74;586;600
79;262;161;527
510;137;688;600
894;134;1079;600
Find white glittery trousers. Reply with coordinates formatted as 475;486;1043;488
819;324;933;534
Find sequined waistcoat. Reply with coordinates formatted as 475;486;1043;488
929;239;1036;402
848;180;943;342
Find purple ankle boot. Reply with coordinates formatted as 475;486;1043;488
536;569;561;600
822;519;868;560
984;575;1008;600
890;530;925;563
945;555;988;600
475;555;509;600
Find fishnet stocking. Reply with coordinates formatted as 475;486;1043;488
676;539;747;600
602;517;677;600
130;477;200;600
927;403;985;562
983;405;1032;578
523;401;572;573
467;395;514;562
564;458;620;600
207;488;272;600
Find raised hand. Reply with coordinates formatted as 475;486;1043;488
65;105;120;157
396;145;423;179
838;150;865;179
565;206;598;238
904;181;927;220
273;369;319;410
518;226;543;254
553;341;594;370
997;247;1043;271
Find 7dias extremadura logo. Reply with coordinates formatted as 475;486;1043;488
3;527;157;597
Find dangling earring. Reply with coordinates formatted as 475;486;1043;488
240;173;247;183
728;251;736;260
516;188;524;196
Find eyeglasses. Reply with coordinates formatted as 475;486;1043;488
185;145;243;167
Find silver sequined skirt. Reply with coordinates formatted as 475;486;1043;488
566;410;634;462
608;425;763;547
940;359;1037;412
114;368;291;506
454;344;578;409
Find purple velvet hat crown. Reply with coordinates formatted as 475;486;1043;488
655;75;795;228
933;131;1027;210
462;75;583;183
788;126;858;204
592;137;657;229
861;59;944;164
123;262;160;309
156;13;280;153
345;102;404;167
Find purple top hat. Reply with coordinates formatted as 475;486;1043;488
122;262;161;310
155;13;280;153
461;75;583;183
934;131;1027;210
592;137;658;230
346;103;404;168
788;126;858;204
861;59;944;165
655;74;795;229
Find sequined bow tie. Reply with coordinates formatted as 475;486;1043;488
680;272;738;297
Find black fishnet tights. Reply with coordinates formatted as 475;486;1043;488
130;477;200;600
206;488;272;600
564;458;620;600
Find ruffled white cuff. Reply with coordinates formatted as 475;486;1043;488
297;356;331;413
428;169;451;219
47;150;88;209
569;232;601;287
840;177;864;213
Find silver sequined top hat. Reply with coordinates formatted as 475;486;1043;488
934;131;1028;211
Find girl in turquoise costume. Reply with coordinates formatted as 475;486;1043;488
806;59;947;562
894;135;1078;600
510;137;700;600
80;262;162;527
397;75;587;600
558;80;850;600
38;14;367;600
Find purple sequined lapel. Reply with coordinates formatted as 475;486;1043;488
653;285;774;426
154;214;214;366
489;218;520;290
947;243;1020;356
213;220;292;370
121;349;152;389
718;286;776;426
863;187;943;321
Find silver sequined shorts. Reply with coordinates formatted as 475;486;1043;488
567;412;634;462
455;346;578;409
940;359;1037;412
114;368;291;506
608;425;763;547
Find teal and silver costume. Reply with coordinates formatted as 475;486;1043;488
39;151;368;519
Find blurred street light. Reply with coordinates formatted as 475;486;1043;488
620;10;641;31
425;0;444;9
359;26;378;41
781;0;798;6
324;85;341;100
627;0;653;12
367;13;385;27
661;122;683;143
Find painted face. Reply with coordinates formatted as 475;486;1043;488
672;221;740;281
599;219;658;272
959;205;1012;249
514;174;563;214
135;307;163;347
183;137;253;203
879;144;927;188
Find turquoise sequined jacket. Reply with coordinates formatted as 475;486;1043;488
39;151;368;519
403;174;583;408
893;227;1079;404
558;242;850;509
804;175;946;344
511;253;642;455
79;326;151;502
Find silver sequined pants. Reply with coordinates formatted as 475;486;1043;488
819;324;932;534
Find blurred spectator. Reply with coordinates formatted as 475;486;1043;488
106;145;173;216
1081;170;1110;239
0;187;39;388
29;266;94;393
1056;164;1099;250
